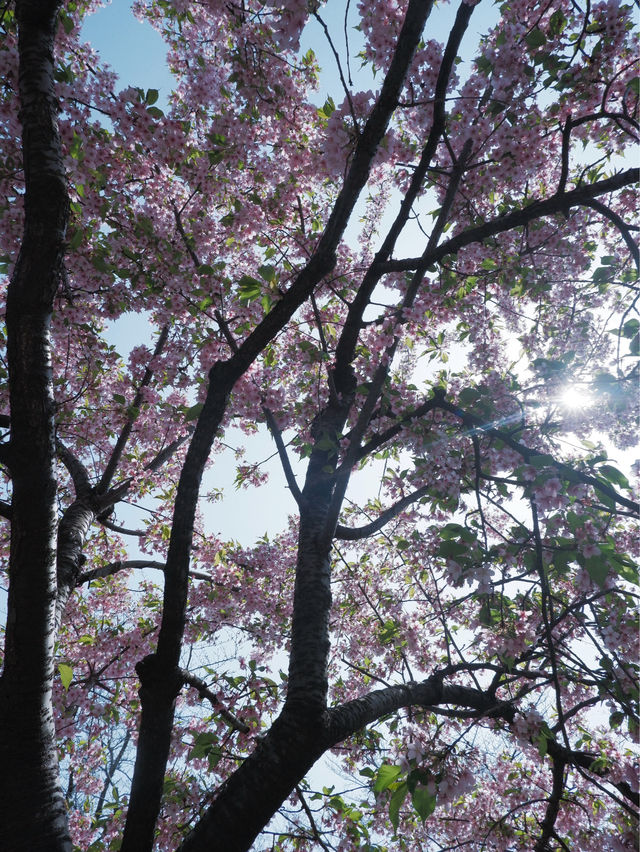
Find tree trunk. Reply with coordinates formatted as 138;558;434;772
179;712;326;852
122;2;436;846
0;2;71;849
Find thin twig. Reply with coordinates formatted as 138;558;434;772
179;668;249;733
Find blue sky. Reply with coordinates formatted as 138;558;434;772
78;1;503;546
80;1;500;105
81;5;174;99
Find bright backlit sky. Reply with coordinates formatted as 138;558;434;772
79;2;635;550
79;1;496;546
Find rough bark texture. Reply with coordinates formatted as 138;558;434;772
0;2;71;849
178;712;326;852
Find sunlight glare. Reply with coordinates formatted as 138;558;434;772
560;384;592;410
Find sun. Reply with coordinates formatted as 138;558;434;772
560;384;592;410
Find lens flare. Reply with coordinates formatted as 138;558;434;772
560;385;591;410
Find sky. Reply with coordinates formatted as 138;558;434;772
78;1;638;553
81;5;174;101
81;7;304;544
78;1;636;551
80;1;501;103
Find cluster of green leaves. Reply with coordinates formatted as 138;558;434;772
372;763;437;832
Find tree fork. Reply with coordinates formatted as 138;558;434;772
121;1;436;846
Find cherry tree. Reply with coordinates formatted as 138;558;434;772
0;0;638;850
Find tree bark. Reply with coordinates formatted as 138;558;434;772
179;711;326;852
176;676;511;852
0;2;72;849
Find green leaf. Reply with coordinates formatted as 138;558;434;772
258;264;277;283
237;275;262;302
112;393;126;405
68;228;83;250
207;746;223;769
593;372;617;389
58;663;73;691
532;357;565;374
609;711;625;729
476;54;492;74
185;402;203;421
536;732;548;758
59;12;74;34
374;763;403;793
379;619;399;644
585;555;609;587
260;294;272;314
592;266;613;284
598;464;630;490
436;540;468;559
615;560;639;586
411;786;436;822
319;96;335;118
315;433;337;453
480;257;497;271
187;731;222;768
549;9;567;35
440;523;468;540
525;28;547;49
626;76;640;97
457;387;481;407
145;88;159;105
478;596;502;627
92;254;112;274
406;768;431;793
388;781;408;832
529;453;556;469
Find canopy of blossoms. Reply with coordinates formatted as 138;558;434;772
0;0;638;850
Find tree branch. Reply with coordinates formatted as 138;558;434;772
583;196;640;270
333;0;476;392
335;484;431;540
294;785;332;852
97;516;146;537
381;169;639;273
97;428;193;513
78;559;166;586
534;747;566;851
97;325;169;494
179;668;249;734
262;405;303;506
325;676;515;746
546;739;640;809
56;438;91;498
